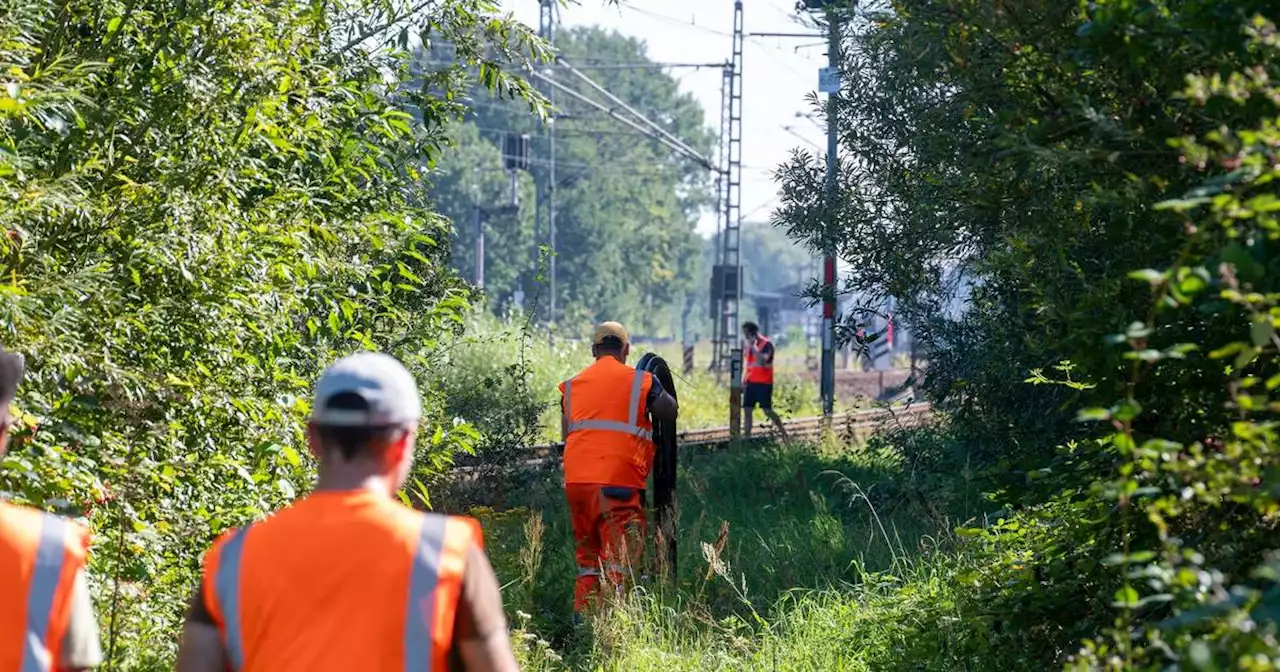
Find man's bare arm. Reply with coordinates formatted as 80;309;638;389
176;621;228;672
455;545;519;672
457;633;519;672
560;397;568;442
650;390;678;422
175;588;229;672
58;569;102;671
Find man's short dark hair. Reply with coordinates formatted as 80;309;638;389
593;336;625;356
312;392;405;461
0;347;25;409
742;322;759;334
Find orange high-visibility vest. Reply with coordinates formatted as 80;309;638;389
0;502;90;672
559;357;655;488
745;336;774;384
201;492;480;671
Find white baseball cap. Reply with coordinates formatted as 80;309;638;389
309;352;421;427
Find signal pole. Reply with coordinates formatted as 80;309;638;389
476;137;526;291
710;64;729;374
820;5;840;421
790;0;847;421
720;1;745;437
539;0;557;327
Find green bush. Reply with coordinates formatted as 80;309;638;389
0;0;543;666
774;0;1280;668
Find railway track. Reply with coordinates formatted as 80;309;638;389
676;402;932;446
451;402;932;473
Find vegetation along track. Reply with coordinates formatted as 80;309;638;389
452;402;932;474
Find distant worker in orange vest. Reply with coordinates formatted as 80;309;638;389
559;322;678;615
176;352;517;672
742;322;790;441
0;345;103;672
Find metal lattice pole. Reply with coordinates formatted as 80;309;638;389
710;63;731;373
721;0;744;434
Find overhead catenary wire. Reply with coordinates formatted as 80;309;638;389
459;157;688;177
780;124;823;152
471;123;697;139
613;3;818;80
415;59;724;71
558;62;725;70
555;57;717;170
623;6;734;37
525;67;720;173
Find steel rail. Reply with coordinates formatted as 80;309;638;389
451;403;932;473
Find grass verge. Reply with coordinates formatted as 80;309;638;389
450;431;991;670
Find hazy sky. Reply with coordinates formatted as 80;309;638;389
497;0;830;239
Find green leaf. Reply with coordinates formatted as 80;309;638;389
1235;345;1260;370
1251;320;1273;347
1178;274;1207;296
1223;242;1265;283
1154;196;1212;211
412;477;432;511
1188;640;1217;671
1112;585;1140;608
1077;407;1111;422
1128;269;1165;285
396;262;423;284
1209;342;1246;359
1112;399;1142;422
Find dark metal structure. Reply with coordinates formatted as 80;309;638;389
635;352;679;581
538;0;558;325
712;1;745;384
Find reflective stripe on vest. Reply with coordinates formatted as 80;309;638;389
403;515;449;669
212;515;453;671
213;527;249;670
563;367;651;441
20;514;68;672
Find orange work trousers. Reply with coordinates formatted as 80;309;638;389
566;483;647;612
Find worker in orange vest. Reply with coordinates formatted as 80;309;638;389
0;345;103;672
742;322;789;441
559;322;678;615
176;352;517;672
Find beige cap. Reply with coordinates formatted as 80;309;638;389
592;321;630;346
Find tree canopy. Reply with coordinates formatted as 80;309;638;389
428;25;717;338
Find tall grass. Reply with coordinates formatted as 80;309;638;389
458;431;991;670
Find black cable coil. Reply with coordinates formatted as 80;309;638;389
635;352;678;580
